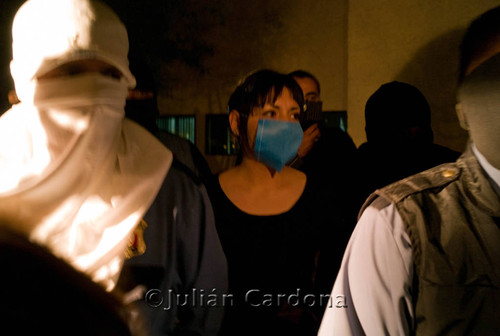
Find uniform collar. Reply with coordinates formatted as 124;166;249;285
472;142;500;191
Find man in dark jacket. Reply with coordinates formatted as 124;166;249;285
356;81;461;203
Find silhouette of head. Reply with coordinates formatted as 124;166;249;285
365;81;433;146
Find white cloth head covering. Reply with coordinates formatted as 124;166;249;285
10;0;136;102
0;0;172;291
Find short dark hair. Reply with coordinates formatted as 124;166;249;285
459;6;500;82
288;70;321;94
228;69;304;154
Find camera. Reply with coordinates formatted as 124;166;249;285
299;101;323;129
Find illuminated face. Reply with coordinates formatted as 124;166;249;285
458;40;500;169
37;59;123;81
246;88;301;150
293;76;320;102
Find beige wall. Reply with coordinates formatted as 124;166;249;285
347;0;500;152
156;0;348;174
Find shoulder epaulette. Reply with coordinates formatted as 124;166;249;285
376;162;461;204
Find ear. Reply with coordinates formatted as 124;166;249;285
229;110;240;136
455;102;469;131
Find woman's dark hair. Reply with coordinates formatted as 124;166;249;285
227;69;304;154
459;6;500;82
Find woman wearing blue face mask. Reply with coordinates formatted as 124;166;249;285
208;70;348;336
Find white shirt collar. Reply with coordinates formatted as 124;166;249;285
471;142;500;189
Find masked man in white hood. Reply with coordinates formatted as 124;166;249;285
0;0;171;312
318;5;500;336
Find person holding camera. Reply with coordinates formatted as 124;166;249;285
288;70;356;178
288;70;359;214
287;71;359;299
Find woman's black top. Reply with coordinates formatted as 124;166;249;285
207;175;353;336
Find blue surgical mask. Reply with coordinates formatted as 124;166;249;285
254;119;303;172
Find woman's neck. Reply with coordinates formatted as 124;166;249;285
235;156;285;185
219;156;306;215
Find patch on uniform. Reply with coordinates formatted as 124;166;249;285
125;219;148;259
376;163;461;204
442;168;458;178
